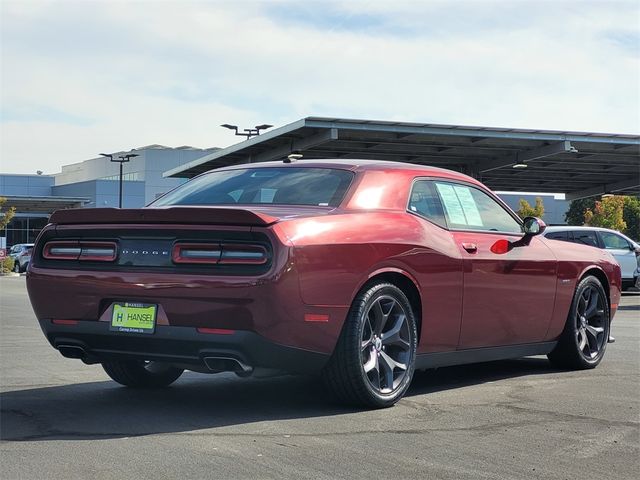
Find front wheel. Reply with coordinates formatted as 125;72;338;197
102;360;184;388
322;282;417;408
548;276;610;370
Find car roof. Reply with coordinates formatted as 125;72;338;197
545;226;621;233
208;158;483;187
544;226;638;243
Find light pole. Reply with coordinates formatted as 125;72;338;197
220;123;272;140
100;152;138;208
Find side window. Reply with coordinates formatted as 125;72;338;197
599;231;630;250
546;231;569;241
408;180;447;227
572;230;599;247
433;181;521;233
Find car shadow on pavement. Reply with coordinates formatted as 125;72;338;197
409;357;562;396
0;357;563;442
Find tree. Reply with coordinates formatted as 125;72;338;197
584;196;626;232
517;197;545;219
0;197;16;274
565;197;596;225
623;196;640;241
565;195;639;239
0;196;16;230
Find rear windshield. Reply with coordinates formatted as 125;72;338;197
151;167;354;208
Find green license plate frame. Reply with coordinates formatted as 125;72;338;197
110;302;157;334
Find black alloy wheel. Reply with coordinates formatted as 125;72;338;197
322;282;417;408
574;284;607;360
548;276;610;369
361;295;413;394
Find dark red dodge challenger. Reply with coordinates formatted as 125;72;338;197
26;160;622;407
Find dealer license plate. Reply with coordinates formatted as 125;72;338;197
110;303;157;334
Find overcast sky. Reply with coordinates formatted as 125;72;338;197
1;0;638;175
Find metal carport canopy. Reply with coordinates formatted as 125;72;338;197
3;195;89;214
164;117;640;200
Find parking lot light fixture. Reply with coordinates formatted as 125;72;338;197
100;152;138;208
512;153;528;169
220;124;238;133
221;123;272;140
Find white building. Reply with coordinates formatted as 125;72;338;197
54;145;218;205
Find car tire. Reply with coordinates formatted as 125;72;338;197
548;275;610;370
322;282;417;408
102;360;184;388
13;262;20;273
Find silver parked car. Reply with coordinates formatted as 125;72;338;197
8;243;34;273
543;226;640;290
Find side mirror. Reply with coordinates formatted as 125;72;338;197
490;217;548;255
523;217;546;236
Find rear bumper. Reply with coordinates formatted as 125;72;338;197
27;264;348;354
40;319;329;375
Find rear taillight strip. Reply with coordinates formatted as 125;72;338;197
182;250;221;258
172;244;221;264
51;247;82;256
79;245;118;261
219;244;268;265
172;243;268;265
43;241;117;261
43;241;80;260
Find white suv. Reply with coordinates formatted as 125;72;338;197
543;226;640;290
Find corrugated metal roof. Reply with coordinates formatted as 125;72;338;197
164;116;639;199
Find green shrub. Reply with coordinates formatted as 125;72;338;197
1;256;15;274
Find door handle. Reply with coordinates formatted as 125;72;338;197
462;242;478;253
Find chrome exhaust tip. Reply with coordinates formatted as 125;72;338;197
57;344;88;359
203;356;253;375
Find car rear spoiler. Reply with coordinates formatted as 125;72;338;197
48;207;279;226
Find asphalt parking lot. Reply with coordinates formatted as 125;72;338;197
0;276;638;480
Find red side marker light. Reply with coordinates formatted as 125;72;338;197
304;314;330;322
196;327;235;335
52;319;79;325
490;239;511;254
